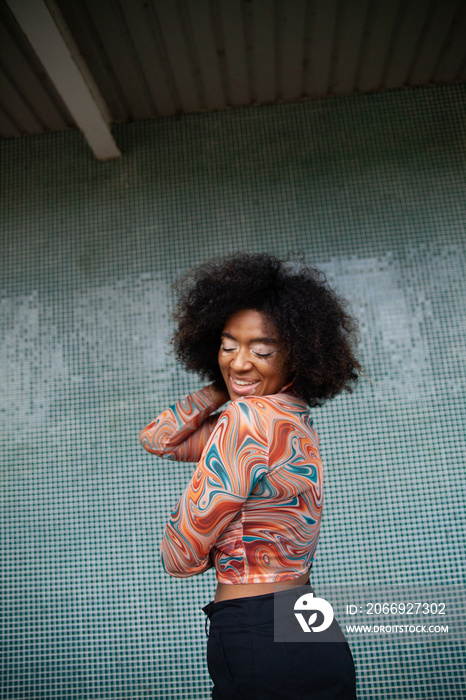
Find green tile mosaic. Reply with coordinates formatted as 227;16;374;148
1;83;465;699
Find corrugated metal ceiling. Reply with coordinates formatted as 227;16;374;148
1;0;465;142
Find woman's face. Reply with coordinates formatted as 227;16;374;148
218;309;289;401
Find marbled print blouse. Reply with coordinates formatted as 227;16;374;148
139;386;323;584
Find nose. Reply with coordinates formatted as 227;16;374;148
230;347;253;371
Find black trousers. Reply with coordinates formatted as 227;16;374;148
203;586;357;700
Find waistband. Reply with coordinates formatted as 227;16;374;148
202;582;312;635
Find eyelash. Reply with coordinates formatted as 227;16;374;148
221;346;274;358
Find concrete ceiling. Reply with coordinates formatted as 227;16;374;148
1;0;465;159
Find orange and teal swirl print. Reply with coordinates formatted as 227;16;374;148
139;388;323;584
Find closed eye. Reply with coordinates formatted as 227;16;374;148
221;346;274;358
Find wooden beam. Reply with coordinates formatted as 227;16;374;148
6;0;121;159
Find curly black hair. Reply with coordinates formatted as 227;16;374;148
171;252;360;407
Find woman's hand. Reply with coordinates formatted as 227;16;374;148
207;384;230;408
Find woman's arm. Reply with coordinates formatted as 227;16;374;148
160;398;269;577
139;385;229;462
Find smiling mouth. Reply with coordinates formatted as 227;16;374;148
229;376;261;394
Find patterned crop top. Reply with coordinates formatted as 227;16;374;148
139;386;323;584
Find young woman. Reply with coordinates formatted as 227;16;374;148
139;253;360;699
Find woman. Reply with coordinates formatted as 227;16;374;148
139;253;360;699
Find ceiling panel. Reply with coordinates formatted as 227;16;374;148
432;3;466;82
250;0;275;104
218;0;250;106
356;0;401;93
303;0;338;97
0;0;73;135
330;0;370;94
1;0;465;144
408;0;459;85
277;0;307;100
383;0;433;90
186;0;226;111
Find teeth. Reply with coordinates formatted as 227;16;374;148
233;378;257;386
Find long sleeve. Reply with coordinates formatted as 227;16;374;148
138;386;222;463
161;399;269;578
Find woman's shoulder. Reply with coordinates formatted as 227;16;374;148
224;391;308;420
214;393;318;452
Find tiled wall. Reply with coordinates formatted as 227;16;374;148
1;83;465;699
